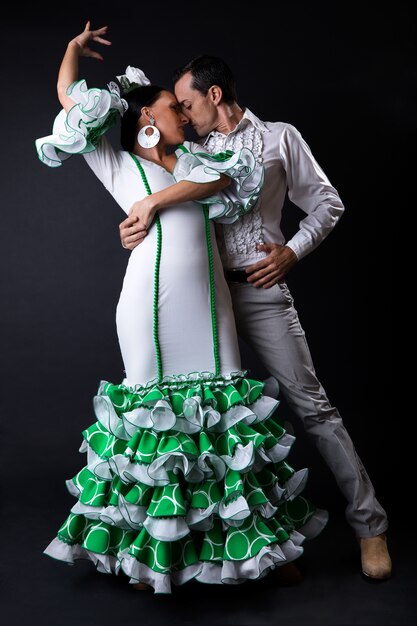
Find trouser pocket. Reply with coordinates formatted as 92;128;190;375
274;281;294;305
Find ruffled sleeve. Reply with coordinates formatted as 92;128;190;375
173;142;264;223
35;79;125;168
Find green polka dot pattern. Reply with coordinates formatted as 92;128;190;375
47;375;326;589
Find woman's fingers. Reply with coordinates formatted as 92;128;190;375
94;26;109;35
93;36;112;46
83;22;111;45
85;50;104;60
78;23;111;59
92;25;111;44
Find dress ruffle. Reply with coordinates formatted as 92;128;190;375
35;80;264;223
44;374;327;594
35;79;125;167
174;145;264;224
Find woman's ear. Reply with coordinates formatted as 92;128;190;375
140;107;152;122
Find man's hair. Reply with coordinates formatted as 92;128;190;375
173;55;237;104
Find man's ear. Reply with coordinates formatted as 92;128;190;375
209;85;222;105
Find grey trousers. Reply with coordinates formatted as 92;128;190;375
228;280;388;538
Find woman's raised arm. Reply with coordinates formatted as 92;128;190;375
57;21;111;112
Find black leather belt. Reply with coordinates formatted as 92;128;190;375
224;269;249;283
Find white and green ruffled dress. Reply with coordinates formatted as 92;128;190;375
36;80;327;594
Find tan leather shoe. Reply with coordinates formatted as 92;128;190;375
360;534;392;581
272;562;303;585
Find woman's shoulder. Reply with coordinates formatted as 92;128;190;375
176;140;205;155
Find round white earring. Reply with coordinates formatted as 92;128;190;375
137;118;160;149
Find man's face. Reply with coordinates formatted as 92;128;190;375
175;72;218;137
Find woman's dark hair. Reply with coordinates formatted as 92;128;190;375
172;56;237;104
120;85;165;152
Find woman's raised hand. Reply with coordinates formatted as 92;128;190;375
57;21;112;111
71;20;112;60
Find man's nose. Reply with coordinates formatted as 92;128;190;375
180;113;189;125
181;108;192;121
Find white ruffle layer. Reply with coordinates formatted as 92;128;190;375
44;537;118;574
43;505;328;594
36;80;125;167
118;552;202;594
173;145;265;224
43;540;293;593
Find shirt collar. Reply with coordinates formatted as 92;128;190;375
203;107;269;146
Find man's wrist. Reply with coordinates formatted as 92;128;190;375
284;244;299;261
149;193;161;212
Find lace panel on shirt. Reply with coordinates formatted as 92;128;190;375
205;125;264;261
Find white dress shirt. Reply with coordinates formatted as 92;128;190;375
203;108;345;268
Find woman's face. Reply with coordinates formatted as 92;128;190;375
146;91;188;145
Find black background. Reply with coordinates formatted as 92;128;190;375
0;1;413;624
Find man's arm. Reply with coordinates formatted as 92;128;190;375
281;124;345;260
246;124;345;287
120;177;230;249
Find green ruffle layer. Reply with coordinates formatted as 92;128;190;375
44;375;326;592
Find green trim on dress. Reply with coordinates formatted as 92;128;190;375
129;153;164;383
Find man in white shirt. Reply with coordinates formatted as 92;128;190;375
119;55;391;581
